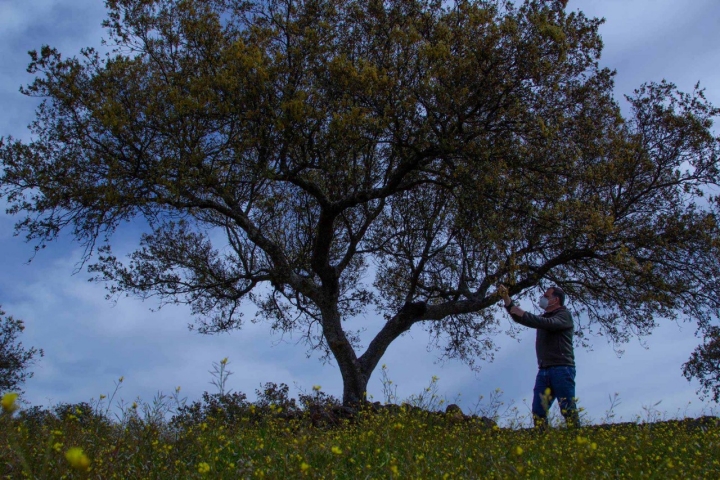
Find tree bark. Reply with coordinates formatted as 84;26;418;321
320;303;370;405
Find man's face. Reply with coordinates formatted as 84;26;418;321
542;289;557;309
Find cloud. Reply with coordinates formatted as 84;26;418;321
0;0;107;140
575;0;720;105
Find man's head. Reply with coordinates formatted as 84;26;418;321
541;286;565;311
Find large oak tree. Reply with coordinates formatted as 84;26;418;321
2;0;719;404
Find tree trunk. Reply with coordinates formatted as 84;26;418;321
339;361;370;406
319;303;371;406
327;302;428;406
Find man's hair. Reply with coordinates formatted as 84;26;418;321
550;286;566;306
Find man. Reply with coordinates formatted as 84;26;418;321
497;285;579;429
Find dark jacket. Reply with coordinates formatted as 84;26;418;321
506;304;575;368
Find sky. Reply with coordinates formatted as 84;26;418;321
1;0;719;426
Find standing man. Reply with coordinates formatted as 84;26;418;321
497;285;579;429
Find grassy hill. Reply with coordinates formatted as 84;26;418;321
2;387;719;479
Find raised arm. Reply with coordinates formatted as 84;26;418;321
511;309;573;331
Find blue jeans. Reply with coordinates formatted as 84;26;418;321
531;365;579;427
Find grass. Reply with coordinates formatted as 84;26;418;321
2;364;720;479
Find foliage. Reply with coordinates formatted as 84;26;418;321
254;382;299;412
0;306;44;395
684;326;720;403
171;390;250;430
297;385;341;412
1;0;720;404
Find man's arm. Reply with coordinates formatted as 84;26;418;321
514;310;573;331
496;285;572;331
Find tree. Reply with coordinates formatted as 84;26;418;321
1;0;719;405
683;326;720;403
0;306;44;394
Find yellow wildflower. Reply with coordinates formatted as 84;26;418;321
331;446;343;455
197;462;211;474
1;392;19;413
65;447;91;471
515;446;524;456
300;462;310;472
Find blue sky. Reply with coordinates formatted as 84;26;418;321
1;0;719;425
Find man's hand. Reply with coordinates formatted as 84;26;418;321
497;285;524;316
497;285;510;300
496;285;510;302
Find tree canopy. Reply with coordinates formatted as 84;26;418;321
1;0;719;404
0;306;44;395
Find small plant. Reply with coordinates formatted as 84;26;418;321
641;399;665;424
602;392;622;424
470;388;516;423
405;375;447;411
379;364;398;405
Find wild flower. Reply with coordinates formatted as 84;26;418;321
1;392;19;413
65;447;91;470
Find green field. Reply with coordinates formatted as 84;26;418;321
2;389;719;479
